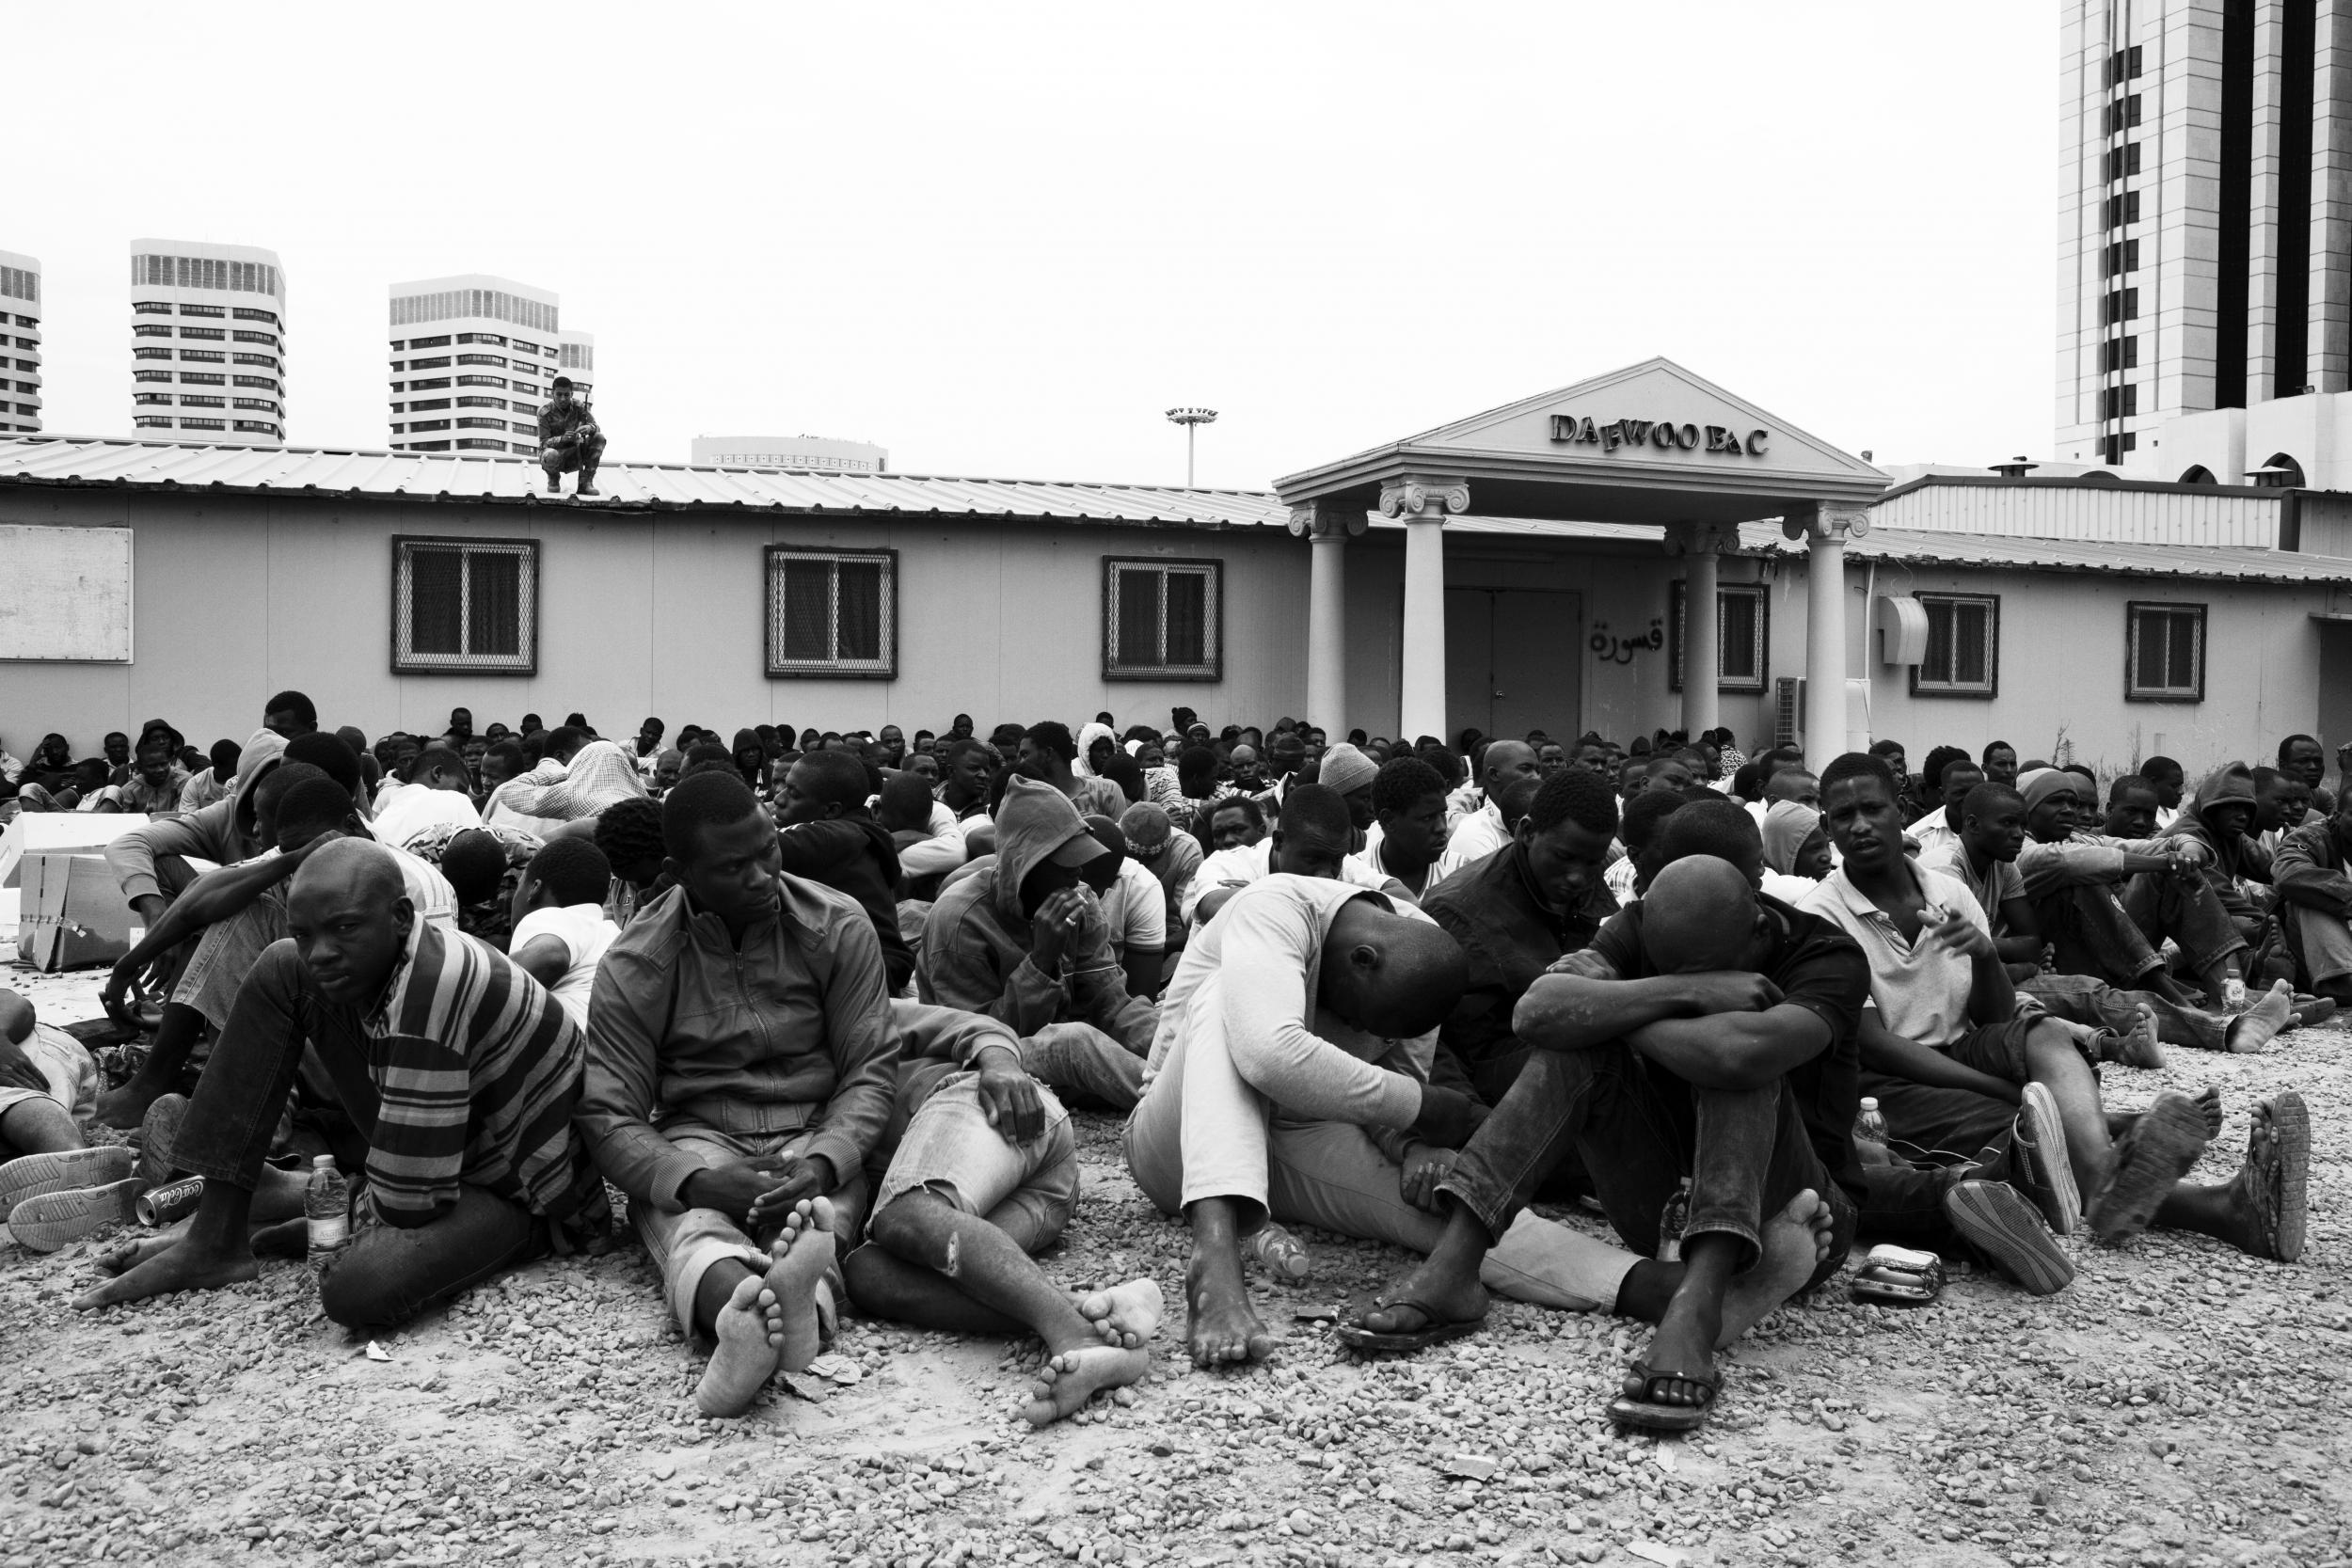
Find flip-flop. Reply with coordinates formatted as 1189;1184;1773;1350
2087;1090;2210;1244
2290;994;2337;1026
2014;1083;2080;1237
1944;1180;2074;1296
1608;1361;1721;1433
135;1093;190;1188
0;1146;135;1220
2246;1091;2309;1263
1333;1294;1486;1353
8;1178;146;1253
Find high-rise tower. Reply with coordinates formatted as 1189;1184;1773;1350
0;250;40;434
388;275;564;453
129;240;286;443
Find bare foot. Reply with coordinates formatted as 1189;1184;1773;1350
1718;1188;1834;1345
1357;1258;1490;1338
74;1235;257;1311
1023;1343;1150;1426
693;1273;784;1417
2224;981;2295;1053
1184;1250;1277;1369
764;1197;836;1374
94;1078;167;1132
95;1230;182;1275
2107;1085;2222;1142
1077;1279;1166;1348
2112;1004;2165;1069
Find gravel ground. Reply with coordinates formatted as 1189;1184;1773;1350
3;957;2348;1568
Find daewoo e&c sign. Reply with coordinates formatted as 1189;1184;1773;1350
1549;414;1769;457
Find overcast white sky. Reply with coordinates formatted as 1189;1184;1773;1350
15;2;2056;487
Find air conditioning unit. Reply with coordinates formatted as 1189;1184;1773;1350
1774;676;1805;749
1874;594;1929;666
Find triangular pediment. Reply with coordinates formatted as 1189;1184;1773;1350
1397;358;1884;483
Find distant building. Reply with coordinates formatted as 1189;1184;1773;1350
2058;2;2352;467
129;239;286;444
689;435;887;473
0;249;39;435
556;331;595;402
389;275;564;454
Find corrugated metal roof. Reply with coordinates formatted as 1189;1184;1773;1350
0;436;1291;529
3;436;2346;584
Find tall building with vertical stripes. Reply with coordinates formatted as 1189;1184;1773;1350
388;275;577;453
0;250;39;434
2058;2;2352;467
128;240;287;444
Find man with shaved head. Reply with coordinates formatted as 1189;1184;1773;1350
77;839;607;1326
1356;854;1883;1434
1125;874;1650;1370
1435;740;1542;879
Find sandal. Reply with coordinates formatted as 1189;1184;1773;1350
1608;1360;1722;1433
1334;1294;1485;1353
2246;1091;2309;1263
2087;1089;2210;1244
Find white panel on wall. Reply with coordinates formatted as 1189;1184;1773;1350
0;526;134;662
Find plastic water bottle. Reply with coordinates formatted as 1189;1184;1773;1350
2221;974;2249;1015
1656;1178;1692;1262
304;1155;350;1277
1853;1097;1892;1166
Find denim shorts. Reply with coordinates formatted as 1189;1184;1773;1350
870;1070;1078;1248
1942;1010;2098;1084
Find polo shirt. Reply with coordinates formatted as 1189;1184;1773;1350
1915;841;2026;937
1579;895;1870;1201
1797;863;1990;1053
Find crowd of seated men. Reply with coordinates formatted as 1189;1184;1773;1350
0;699;2328;1433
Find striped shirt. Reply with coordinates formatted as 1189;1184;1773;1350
358;917;607;1238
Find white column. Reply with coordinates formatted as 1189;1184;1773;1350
1380;477;1470;743
1670;523;1724;738
1291;500;1360;734
1783;504;1867;764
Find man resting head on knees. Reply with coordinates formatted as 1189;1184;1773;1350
1359;855;1864;1432
77;839;609;1327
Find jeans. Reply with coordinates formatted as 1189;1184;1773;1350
169;939;548;1328
630;1117;872;1336
1436;1043;1854;1284
2036;874;2246;990
2023;971;2225;1051
1123;1025;1641;1313
1859;1069;2014;1168
870;1071;1076;1252
1020;1022;1144;1113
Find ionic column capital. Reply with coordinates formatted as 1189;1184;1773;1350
1663;521;1740;557
1780;502;1870;544
1376;475;1471;522
1286;499;1371;540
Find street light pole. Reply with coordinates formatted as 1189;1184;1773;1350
1165;406;1217;486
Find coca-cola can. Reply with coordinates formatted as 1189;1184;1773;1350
136;1176;204;1227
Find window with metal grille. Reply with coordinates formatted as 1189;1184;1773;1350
1666;581;1770;693
1102;558;1221;680
765;546;897;679
1911;593;1999;697
392;537;537;674
2126;601;2205;701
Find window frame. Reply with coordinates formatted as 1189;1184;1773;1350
2124;600;2208;703
389;534;540;676
1908;591;2002;699
1100;556;1224;682
1665;579;1771;694
762;544;900;680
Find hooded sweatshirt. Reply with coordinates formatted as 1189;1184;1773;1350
917;775;1157;1050
2162;761;2270;913
105;729;286;903
776;809;915;991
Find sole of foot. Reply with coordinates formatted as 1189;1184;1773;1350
1078;1279;1166;1349
0;1146;135;1221
1718;1188;1836;1345
1945;1180;2074;1296
2224;981;2296;1054
764;1196;836;1374
135;1094;190;1187
2113;1004;2166;1069
2088;1089;2211;1245
2014;1082;2081;1237
693;1272;784;1418
8;1178;145;1253
2241;1091;2309;1263
1023;1344;1151;1427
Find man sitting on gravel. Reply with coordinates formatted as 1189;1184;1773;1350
580;771;901;1418
73;839;610;1327
1802;752;2309;1262
0;989;130;1253
1123;873;1657;1370
2273;787;2352;1009
837;1000;1164;1428
1351;854;1879;1431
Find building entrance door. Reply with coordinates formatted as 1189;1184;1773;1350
1442;588;1581;745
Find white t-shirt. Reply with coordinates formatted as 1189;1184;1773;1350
1098;856;1169;957
1179;838;1389;927
509;902;619;1028
371;785;482;851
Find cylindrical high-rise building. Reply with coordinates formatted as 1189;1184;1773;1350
0;250;40;435
388;275;563;453
129;240;286;444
